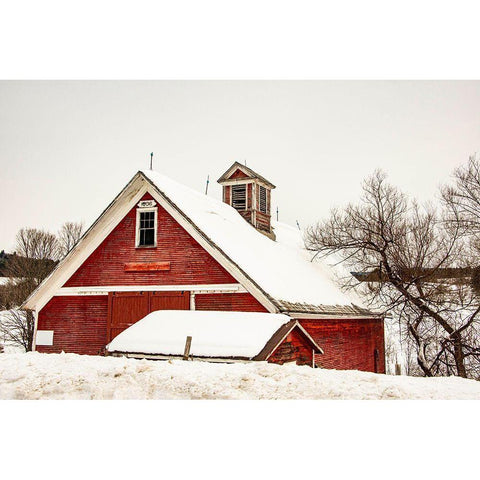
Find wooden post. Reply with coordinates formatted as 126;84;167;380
183;336;192;360
395;363;402;376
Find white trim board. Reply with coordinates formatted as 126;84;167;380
289;313;382;320
56;284;248;296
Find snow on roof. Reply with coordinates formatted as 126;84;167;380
107;310;293;359
141;169;370;313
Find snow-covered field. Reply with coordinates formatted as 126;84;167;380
1;352;479;399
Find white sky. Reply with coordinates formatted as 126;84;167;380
1;80;480;251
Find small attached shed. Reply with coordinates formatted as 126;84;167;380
106;310;323;366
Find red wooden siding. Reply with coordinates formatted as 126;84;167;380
223;185;231;203
65;193;238;287
108;291;149;341
195;293;268;312
299;318;385;373
37;296;108;355
151;291;190;311
108;290;189;341
229;168;250;179
268;328;314;366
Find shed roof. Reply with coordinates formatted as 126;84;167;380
106;310;322;360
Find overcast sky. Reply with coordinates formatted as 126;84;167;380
1;80;480;251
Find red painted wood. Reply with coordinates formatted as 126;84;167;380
64;193;238;287
229;168;250;179
223;185;231;203
37;296;108;355
108;290;190;341
109;291;150;341
268;328;314;366
299;318;386;373
124;262;171;272
195;293;268;312
150;291;189;311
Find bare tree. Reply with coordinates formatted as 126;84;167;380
305;170;480;379
6;228;60;288
57;221;84;259
1;228;60;351
0;310;34;352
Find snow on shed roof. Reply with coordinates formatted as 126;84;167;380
107;310;299;359
141;169;373;315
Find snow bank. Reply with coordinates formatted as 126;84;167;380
1;352;479;399
142;169;358;308
107;310;291;358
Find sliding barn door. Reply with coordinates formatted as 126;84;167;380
108;291;150;341
150;291;190;311
107;291;190;341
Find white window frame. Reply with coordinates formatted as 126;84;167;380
135;206;158;248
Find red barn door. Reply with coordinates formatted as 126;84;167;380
107;291;190;341
151;291;190;311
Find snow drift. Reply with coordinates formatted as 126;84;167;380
1;352;480;400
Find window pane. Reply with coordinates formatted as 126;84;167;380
144;228;154;246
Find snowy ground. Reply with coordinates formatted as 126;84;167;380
1;352;480;399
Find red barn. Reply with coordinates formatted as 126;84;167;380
24;162;385;371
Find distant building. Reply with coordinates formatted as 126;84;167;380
24;162;385;371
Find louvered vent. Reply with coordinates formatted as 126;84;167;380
232;184;246;210
259;185;267;213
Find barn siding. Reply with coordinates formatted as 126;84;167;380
37;296;108;355
65;193;238;287
299;318;385;373
195;293;268;312
268;328;314;366
34;189;386;373
230;168;250;179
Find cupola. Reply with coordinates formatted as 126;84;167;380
217;162;276;239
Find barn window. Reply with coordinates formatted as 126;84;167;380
231;184;246;211
259;185;267;213
136;207;157;247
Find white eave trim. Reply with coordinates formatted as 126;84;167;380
219;178;272;190
23;175;151;312
288;312;383;319
56;284;248;296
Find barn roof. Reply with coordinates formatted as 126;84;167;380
23;167;379;317
141;169;377;316
106;310;323;360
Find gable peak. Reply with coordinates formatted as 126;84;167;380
217;162;275;189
